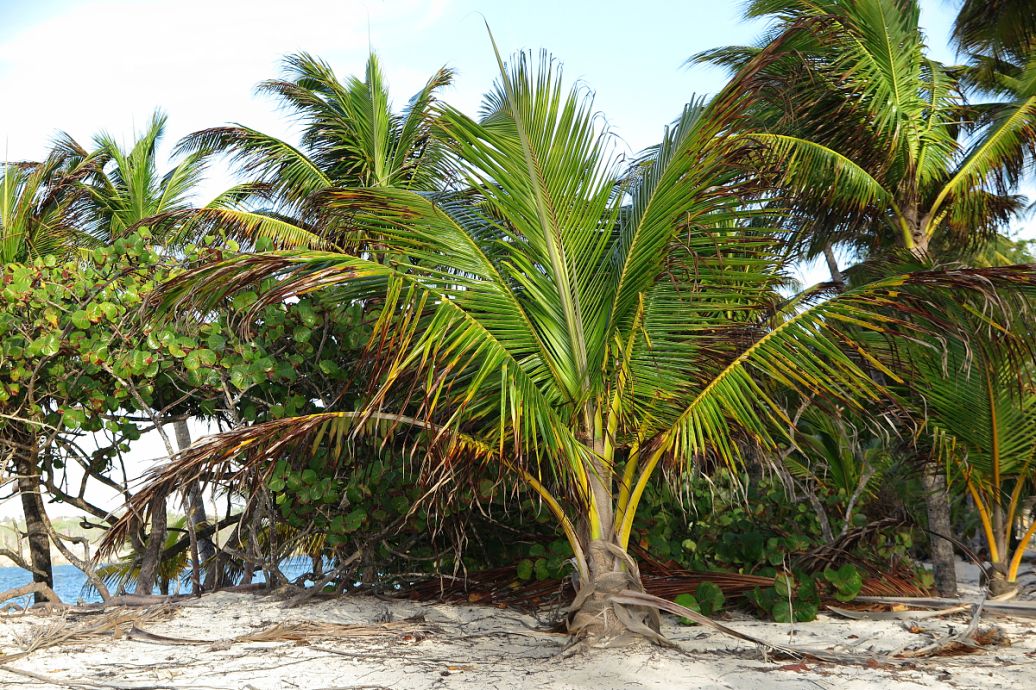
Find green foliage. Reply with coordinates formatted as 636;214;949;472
822;563;863;602
631;472;822;573
0;232;369;523
674;581;726;625
630;470;921;621
746;572;820;623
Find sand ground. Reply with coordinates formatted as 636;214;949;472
0;563;1032;690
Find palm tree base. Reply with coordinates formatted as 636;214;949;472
565;541;669;647
986;569;1018;598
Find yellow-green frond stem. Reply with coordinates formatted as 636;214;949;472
965;477;1000;565
616;444;667;550
1007;518;1036;582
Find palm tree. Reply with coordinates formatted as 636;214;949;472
101;45;1036;645
953;0;1036;64
695;0;1036;262
0;151;92;263
55;110;209;249
57;112;219;592
171;52;453;249
697;0;1036;597
914;340;1036;595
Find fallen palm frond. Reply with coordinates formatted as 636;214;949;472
398;547;928;611
827;604;972;620
233;619;437;643
854;595;1036;618
1;606;175;664
120;618;438;647
889;600;1011;658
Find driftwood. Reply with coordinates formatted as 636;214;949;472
853;595;1036;618
0;582;64;612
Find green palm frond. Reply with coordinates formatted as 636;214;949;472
176;125;331;210
72;110;211;244
723;0;1027;257
0;149;93;262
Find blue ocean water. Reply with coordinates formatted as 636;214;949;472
0;563;97;604
0;560;314;606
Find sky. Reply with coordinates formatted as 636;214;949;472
0;0;1012;519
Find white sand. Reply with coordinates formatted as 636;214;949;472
0;570;1033;690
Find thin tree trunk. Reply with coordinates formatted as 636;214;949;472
922;463;958;597
567;428;662;645
135;496;167;595
822;243;844;285
15;448;55;605
173;420;216;588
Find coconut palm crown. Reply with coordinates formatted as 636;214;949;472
695;0;1036;262
168;52;454;249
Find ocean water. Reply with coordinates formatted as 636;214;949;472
0;564;99;604
0;560;314;606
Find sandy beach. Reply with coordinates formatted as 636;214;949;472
0;562;1032;690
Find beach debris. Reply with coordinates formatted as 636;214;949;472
120;618;439;647
1;606;175;663
0;583;65;613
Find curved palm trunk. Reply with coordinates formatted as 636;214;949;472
135;495;167;595
173;420;216;588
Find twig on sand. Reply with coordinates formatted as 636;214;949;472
889;599;1008;658
0;664;233;689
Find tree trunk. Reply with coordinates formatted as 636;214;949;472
173;420;216;587
565;425;666;646
922;463;958;597
15;449;56;605
822;243;844;286
567;538;663;646
135;495;167;595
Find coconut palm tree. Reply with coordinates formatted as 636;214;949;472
0;151;92;263
170;52;453;249
695;0;1035;262
913;339;1036;596
100;45;1036;645
953;0;1036;63
54;110;210;249
696;0;1036;597
55;112;222;591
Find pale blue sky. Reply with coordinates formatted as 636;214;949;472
1;0;959;172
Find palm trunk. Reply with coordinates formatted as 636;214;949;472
904;205;931;260
15;445;55;604
922;463;958;597
566;430;661;645
568;532;661;645
987;504;1014;595
822;243;844;285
